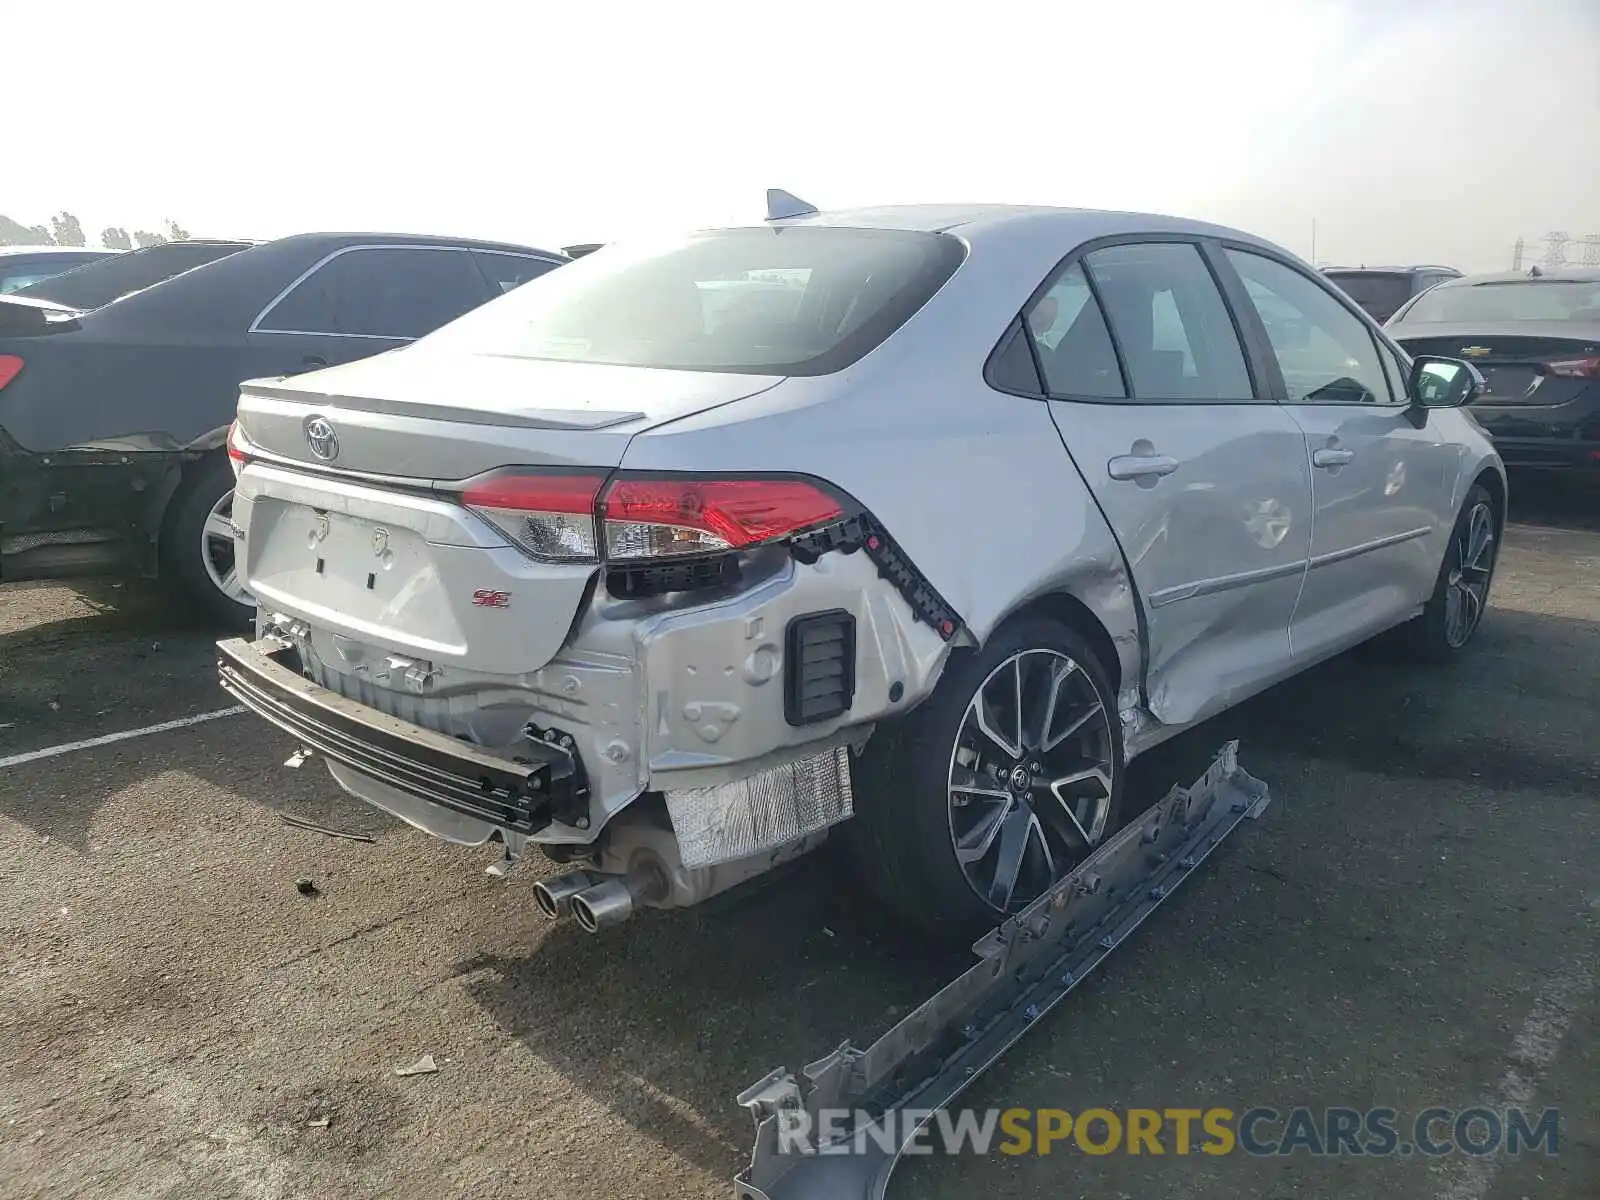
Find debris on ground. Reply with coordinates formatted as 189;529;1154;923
283;748;313;769
294;877;319;896
279;813;375;843
306;1115;331;1129
394;1054;439;1078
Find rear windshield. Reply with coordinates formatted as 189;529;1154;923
1400;280;1600;324
420;227;966;375
1323;272;1413;322
12;241;250;309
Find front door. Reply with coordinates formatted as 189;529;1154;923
1221;248;1450;663
1030;241;1312;727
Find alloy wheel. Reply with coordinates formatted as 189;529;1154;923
1444;501;1495;648
946;648;1116;913
201;488;256;608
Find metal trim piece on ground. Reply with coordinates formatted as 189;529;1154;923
733;740;1272;1200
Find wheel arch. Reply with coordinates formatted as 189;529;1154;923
986;587;1129;700
1472;463;1507;529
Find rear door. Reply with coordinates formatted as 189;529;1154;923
249;245;494;372
1222;248;1450;661
1030;239;1312;727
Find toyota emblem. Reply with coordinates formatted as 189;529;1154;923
304;415;340;461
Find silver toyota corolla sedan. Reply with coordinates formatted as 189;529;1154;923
218;196;1505;940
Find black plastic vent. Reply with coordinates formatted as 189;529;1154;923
607;555;739;599
784;610;856;726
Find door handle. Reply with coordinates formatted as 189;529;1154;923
1312;448;1355;469
1107;453;1179;481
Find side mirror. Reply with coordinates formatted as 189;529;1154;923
1408;355;1484;408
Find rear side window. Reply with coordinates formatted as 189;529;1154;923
259;247;489;339
1023;262;1125;398
419;227;966;376
473;251;561;295
1083;243;1254;401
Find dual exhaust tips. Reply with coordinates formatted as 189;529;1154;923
533;869;653;934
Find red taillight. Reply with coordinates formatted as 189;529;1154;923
226;421;249;464
462;471;607;562
600;477;844;561
1547;355;1600;379
0;354;23;391
459;470;847;564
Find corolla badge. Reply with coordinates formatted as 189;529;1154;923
304;415;340;461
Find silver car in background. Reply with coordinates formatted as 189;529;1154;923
218;198;1504;940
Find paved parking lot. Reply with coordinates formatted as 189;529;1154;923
1;483;1596;1200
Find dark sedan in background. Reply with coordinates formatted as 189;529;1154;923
0;233;567;621
1387;267;1600;477
0;245;121;294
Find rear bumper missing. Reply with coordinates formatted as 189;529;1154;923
217;635;577;834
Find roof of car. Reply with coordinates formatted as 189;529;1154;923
770;202;1272;247
266;231;567;259
1322;264;1460;275
1441;267;1600;286
0;244;118;258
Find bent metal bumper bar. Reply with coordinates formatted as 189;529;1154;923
216;635;574;833
733;741;1272;1200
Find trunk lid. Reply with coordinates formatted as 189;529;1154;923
234;350;783;676
236;346;781;479
1393;323;1600;409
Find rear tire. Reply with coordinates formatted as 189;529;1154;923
1402;483;1498;662
160;454;255;628
845;615;1125;944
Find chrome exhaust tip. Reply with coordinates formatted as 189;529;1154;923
532;870;597;920
570;878;638;934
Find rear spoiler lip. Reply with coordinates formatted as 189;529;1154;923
0;293;83;335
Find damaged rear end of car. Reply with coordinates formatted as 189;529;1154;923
219;222;971;928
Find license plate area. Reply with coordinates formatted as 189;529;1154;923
250;500;436;622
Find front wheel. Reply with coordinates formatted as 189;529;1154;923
845;615;1125;942
161;454;256;627
1404;483;1499;661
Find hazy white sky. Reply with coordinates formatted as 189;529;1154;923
9;0;1598;270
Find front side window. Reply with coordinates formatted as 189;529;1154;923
259;247;487;338
1083;242;1254;401
1228;250;1393;405
418;227;965;376
1023;262;1125;398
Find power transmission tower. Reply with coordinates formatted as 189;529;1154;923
1581;234;1600;267
1512;237;1525;270
1542;231;1570;268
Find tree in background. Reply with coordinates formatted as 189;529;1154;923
0;215;52;244
0;214;195;248
49;212;86;247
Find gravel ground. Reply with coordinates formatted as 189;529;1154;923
1;482;1595;1200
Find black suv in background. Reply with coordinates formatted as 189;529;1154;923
1322;264;1462;323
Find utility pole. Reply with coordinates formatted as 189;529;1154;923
1310;218;1318;266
